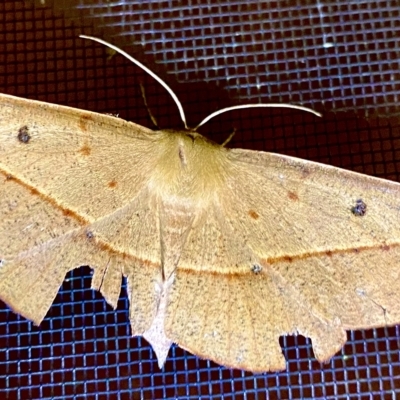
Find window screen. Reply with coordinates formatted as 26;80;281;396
0;1;399;399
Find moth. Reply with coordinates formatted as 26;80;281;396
0;36;399;372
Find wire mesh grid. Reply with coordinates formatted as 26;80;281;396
0;0;399;399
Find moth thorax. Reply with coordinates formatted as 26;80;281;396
150;130;229;207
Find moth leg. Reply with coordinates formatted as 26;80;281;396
221;128;236;147
140;82;159;129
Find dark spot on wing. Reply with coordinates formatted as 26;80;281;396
248;210;259;219
325;250;332;257
251;264;262;274
17;126;31;143
380;244;390;251
86;230;94;240
287;191;299;201
79;144;91;156
283;256;293;263
108;180;117;188
351;199;367;216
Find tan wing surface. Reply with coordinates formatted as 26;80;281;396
0;94;162;328
0;93;160;219
165;148;400;372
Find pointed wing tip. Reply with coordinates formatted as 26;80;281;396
156;350;169;370
144;335;172;369
142;331;173;369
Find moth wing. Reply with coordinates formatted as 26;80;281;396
0;94;161;330
166;148;400;372
0;93;159;219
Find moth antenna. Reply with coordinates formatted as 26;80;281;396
80;35;189;129
194;104;322;131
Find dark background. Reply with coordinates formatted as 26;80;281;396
0;0;399;399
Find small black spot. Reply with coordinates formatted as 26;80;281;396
351;199;367;216
251;264;262;274
356;288;366;297
86;230;94;239
17;126;31;143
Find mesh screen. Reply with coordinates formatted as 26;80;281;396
0;0;400;399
